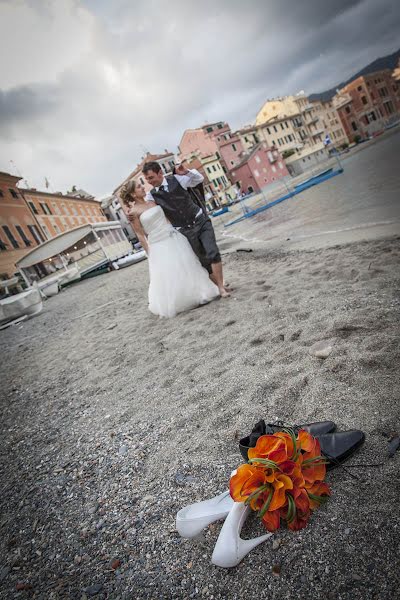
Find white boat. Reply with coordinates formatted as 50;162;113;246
0;288;43;326
113;251;147;269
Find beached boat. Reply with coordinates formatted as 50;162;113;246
113;251;147;269
0;288;43;326
211;207;230;217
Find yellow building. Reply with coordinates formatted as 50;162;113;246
309;100;349;147
256;96;300;125
254;93;329;175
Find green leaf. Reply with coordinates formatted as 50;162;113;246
258;489;274;519
244;485;269;507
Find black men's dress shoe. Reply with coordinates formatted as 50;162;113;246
317;430;365;470
239;419;336;462
239;421;365;469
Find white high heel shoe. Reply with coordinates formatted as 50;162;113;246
211;501;272;568
176;491;234;538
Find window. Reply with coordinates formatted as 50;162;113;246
217;123;223;129
9;188;18;198
273;125;277;133
41;225;50;239
206;126;213;133
351;121;358;131
255;155;261;163
280;123;284;130
384;100;394;115
212;165;217;172
232;143;237;151
285;121;289;129
267;127;271;134
361;96;368;105
53;224;61;235
254;169;260;177
244;136;248;142
379;87;388;97
206;167;212;174
345;106;351;114
28;201;38;214
357;85;363;92
15;225;32;247
2;225;19;248
230;160;234;165
28;225;44;244
116;210;121;220
140;177;145;185
0;190;3;197
40;202;52;215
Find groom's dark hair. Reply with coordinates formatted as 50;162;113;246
143;161;162;174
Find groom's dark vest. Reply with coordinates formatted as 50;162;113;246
151;176;201;228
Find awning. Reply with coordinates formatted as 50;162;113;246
16;221;121;268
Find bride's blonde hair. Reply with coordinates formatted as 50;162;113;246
119;179;136;207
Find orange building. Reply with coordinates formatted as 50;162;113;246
334;69;400;142
21;189;106;241
0;172;46;279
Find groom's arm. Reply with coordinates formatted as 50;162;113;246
174;166;204;189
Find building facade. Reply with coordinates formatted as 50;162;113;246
114;151;176;197
254;93;329;175
179;121;288;194
333;70;400;142
230;143;289;194
309;99;349;147
100;195;138;244
21;189;106;241
0;172;46;279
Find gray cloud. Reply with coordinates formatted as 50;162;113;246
0;0;399;196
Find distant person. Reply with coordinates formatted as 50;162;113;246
120;180;218;318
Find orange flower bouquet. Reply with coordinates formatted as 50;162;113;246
230;429;331;531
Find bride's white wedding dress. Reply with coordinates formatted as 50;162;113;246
140;206;219;318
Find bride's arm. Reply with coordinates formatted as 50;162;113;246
128;209;150;255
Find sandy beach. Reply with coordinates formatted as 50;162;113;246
1;227;400;598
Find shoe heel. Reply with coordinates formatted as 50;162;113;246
211;502;272;568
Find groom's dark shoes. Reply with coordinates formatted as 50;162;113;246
239;419;336;462
239;419;365;469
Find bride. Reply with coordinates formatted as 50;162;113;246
119;180;219;318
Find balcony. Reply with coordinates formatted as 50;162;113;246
292;119;303;129
311;127;325;137
303;104;314;112
306;116;319;125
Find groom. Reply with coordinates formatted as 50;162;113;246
142;160;230;298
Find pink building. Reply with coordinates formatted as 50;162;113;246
179;121;244;172
179;121;288;194
230;144;289;194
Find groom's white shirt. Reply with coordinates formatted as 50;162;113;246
145;168;204;209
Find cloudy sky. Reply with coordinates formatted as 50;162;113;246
1;0;399;197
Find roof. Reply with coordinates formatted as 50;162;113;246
20;188;98;204
0;171;22;183
16;221;122;268
235;124;258;135
229;143;264;171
